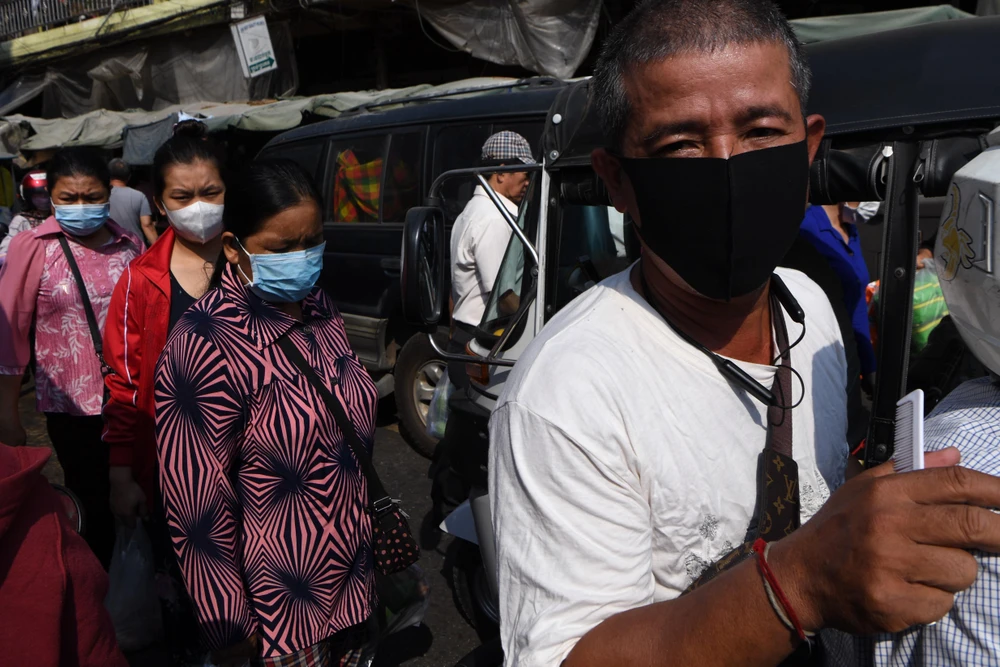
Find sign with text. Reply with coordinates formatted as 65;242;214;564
231;16;277;78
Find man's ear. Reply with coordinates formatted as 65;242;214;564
592;148;629;213
805;114;826;166
154;197;167;217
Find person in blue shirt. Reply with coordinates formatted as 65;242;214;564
800;202;878;382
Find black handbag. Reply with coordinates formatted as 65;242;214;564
276;334;420;575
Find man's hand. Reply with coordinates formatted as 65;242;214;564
498;289;521;317
774;448;998;634
109;466;148;529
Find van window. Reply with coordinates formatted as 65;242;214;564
328;135;388;223
432;123;492;222
381;132;423;223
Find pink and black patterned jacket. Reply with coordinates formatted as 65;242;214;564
154;264;378;658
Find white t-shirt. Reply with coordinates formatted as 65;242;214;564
489;266;850;667
450;185;519;327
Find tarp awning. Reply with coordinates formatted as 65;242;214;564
0;76;530;160
0;21;299;120
789;5;974;43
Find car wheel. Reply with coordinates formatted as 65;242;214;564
395;333;446;459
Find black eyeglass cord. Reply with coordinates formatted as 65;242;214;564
636;260;805;411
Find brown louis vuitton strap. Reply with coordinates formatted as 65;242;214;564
684;291;799;593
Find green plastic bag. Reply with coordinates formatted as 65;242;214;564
910;258;949;353
870;258;949;355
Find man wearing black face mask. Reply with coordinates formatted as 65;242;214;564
489;2;1000;667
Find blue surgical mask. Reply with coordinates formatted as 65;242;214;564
236;239;325;303
52;202;110;236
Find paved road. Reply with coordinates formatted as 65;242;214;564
20;391;482;666
371;419;482;667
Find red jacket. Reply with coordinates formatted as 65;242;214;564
0;443;128;667
103;228;175;503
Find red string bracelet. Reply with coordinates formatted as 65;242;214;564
752;538;811;643
851;438;866;457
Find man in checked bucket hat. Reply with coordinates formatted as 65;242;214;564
449;130;536;330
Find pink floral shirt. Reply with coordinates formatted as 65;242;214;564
0;217;141;416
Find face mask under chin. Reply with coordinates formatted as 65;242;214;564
619;140;810;301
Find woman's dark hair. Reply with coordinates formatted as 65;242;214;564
46;147;111;193
152;120;224;198
211;159;323;285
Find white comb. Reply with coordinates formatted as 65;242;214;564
893;389;925;473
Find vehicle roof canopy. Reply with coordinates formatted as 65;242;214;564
809;16;1000;137
542;16;1000;171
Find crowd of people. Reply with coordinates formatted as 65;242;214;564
0;119;382;666
0;0;998;666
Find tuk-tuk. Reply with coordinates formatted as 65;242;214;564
401;15;1000;665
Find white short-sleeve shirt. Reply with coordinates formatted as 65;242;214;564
489;266;850;667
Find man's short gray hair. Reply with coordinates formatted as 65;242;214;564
107;157;132;183
592;0;811;152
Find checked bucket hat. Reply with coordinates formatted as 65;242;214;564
481;131;537;165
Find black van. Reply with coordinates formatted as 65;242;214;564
257;79;565;456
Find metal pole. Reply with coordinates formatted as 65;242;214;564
534;163;550;332
865;140;922;468
474;172;539;266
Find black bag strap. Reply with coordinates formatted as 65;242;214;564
56;234;108;373
766;291;793;458
684;290;800;593
276;333;395;515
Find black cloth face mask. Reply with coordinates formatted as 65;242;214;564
618;140;810;301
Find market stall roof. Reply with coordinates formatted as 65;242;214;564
789;5;974;43
0;76;541;161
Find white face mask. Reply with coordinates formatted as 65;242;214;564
856;201;881;222
166;200;224;243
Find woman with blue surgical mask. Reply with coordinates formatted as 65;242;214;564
0;147;142;569
154;160;378;667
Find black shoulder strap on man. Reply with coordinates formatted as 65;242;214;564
56;234;111;377
682;295;817;664
683;291;799;592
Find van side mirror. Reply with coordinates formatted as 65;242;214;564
401;206;446;331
